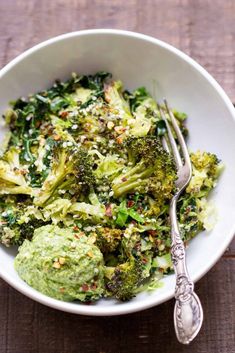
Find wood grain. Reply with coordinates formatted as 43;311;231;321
0;0;234;352
0;259;234;353
1;0;235;101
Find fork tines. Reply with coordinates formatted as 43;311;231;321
157;100;192;188
157;100;191;169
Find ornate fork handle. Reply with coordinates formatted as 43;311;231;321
159;100;203;344
170;197;203;344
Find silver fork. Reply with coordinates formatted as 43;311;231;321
158;100;203;344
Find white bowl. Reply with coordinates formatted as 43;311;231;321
0;29;235;316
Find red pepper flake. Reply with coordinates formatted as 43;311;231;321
134;242;141;251
127;200;135;208
73;226;79;231
116;136;123;144
74;234;80;239
122;177;127;182
91;283;97;290
82;284;89;292
105;204;112;217
60;111;68;118
185;206;191;215
148;230;157;236
142;258;148;264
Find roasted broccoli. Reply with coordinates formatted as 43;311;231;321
112;137;177;205
186;151;222;196
95;226;123;253
106;256;144;301
178;151;223;240
34;143;94;206
0;200;48;246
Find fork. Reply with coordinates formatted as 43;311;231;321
158;100;203;344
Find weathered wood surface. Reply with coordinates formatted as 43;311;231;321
0;260;234;353
0;1;234;352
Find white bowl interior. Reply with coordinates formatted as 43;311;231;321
0;30;235;315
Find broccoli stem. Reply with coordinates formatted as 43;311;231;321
112;163;155;197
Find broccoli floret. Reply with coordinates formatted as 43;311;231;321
0;223;21;247
177;151;222;239
112;137;176;205
186;151;222;196
0;202;48;246
106;256;143;301
34;144;94;206
178;151;222;240
141;196;163;217
95;227;123;253
0;147;32;195
191;151;220;177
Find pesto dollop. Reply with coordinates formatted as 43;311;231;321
14;225;105;302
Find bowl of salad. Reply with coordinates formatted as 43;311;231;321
0;29;235;316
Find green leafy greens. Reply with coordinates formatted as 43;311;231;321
0;72;222;303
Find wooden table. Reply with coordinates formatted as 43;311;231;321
0;1;234;352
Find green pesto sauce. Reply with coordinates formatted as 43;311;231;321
14;225;105;302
